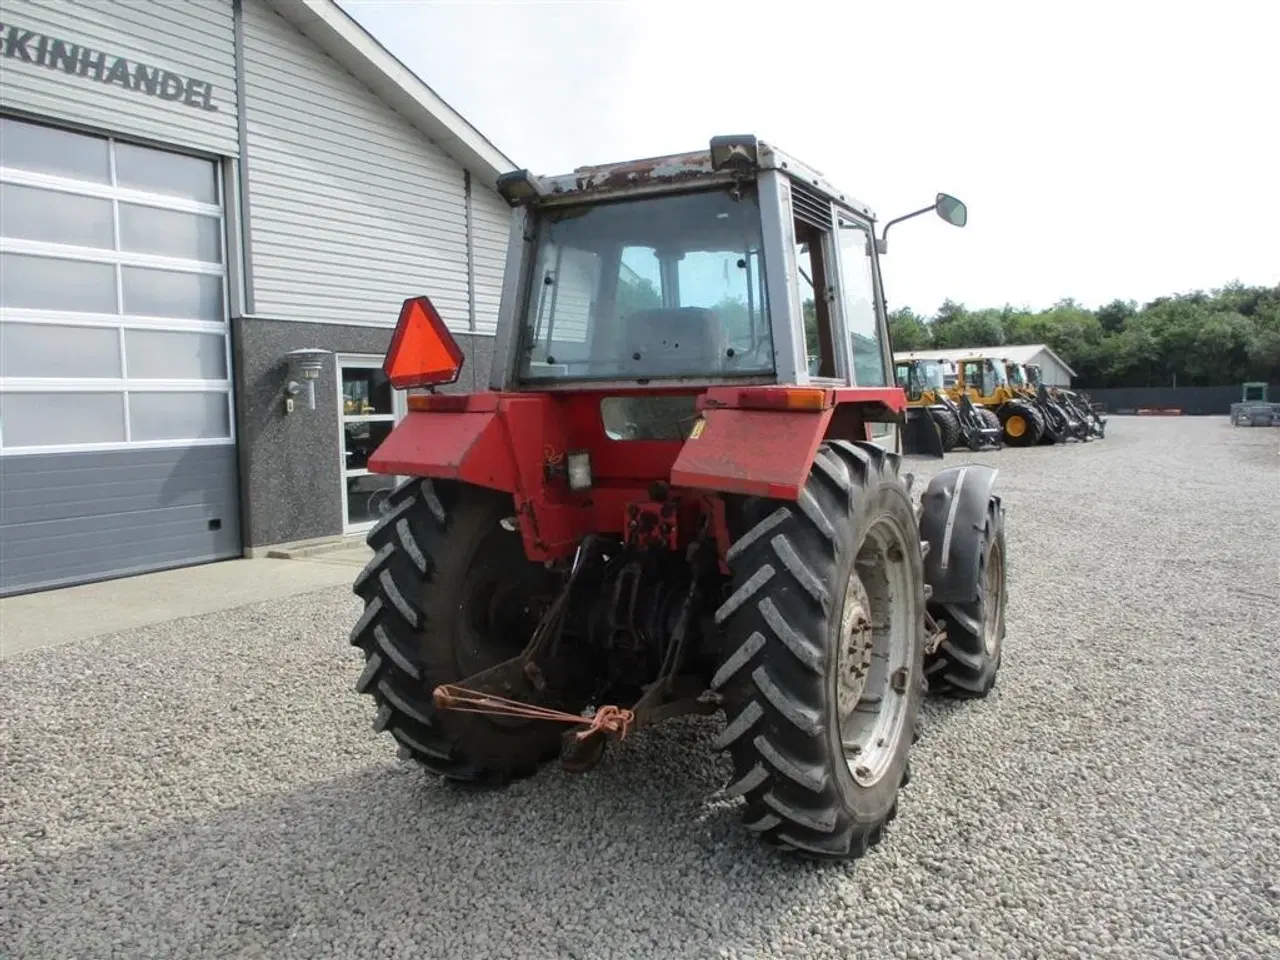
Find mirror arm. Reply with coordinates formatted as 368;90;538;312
875;204;935;255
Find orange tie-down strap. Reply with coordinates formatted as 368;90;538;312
432;684;636;741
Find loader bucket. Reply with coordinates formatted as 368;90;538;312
903;407;945;458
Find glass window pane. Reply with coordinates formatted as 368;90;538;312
128;391;230;441
0;117;111;183
341;366;393;416
343;421;393;471
0;183;115;249
1;322;122;378
838;218;887;387
119;204;222;263
0;253;118;314
0;392;125;447
121;267;223;321
346;474;398;527
114;142;217;204
125;329;227;380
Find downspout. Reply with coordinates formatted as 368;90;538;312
233;0;256;314
464;170;476;332
230;0;255;552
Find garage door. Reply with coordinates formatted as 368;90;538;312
0;115;241;597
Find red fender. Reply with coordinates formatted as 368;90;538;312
669;407;834;500
670;385;906;500
368;400;519;492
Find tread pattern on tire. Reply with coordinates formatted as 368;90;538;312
348;477;554;785
977;407;1002;436
924;497;1006;698
711;440;918;860
930;408;961;451
999;400;1044;447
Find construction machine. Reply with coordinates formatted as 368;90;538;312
951;354;1052;446
895;357;1002;452
347;135;1009;862
1022;363;1104;439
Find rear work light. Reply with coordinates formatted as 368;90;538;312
383;296;465;390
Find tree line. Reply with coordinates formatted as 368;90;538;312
886;281;1280;388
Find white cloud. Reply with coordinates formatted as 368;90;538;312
339;0;1280;315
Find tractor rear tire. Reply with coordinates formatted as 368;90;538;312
711;441;925;860
924;497;1007;698
349;478;574;786
931;408;961;451
998;401;1043;447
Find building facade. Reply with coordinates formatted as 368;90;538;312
0;0;513;596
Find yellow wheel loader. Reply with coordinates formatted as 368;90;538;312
950;355;1052;447
1022;364;1106;439
895;357;1001;451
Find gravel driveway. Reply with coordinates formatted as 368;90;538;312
3;417;1278;960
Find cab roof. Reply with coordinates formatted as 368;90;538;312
499;136;878;221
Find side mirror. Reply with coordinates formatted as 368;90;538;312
935;193;967;227
877;192;969;254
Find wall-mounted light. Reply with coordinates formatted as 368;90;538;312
284;348;330;413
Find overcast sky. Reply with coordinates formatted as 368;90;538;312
338;0;1280;317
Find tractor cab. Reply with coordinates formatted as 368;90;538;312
459;136;969;456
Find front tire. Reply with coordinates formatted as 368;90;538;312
349;478;575;785
711;441;925;860
924;498;1007;698
931;408;961;451
999;401;1043;447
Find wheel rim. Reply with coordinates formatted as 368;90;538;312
982;536;1005;657
1006;414;1026;438
836;515;915;789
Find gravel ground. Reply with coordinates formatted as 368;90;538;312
3;417;1278;960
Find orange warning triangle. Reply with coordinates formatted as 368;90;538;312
384;296;464;388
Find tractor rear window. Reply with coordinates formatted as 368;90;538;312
517;186;773;382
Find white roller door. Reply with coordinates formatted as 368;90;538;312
0;114;240;595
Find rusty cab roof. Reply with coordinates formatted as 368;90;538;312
504;136;878;222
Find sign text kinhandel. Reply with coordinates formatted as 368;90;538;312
0;22;219;112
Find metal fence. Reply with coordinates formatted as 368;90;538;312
1082;385;1277;416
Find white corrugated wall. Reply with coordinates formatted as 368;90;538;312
0;0;238;156
1032;350;1072;386
469;183;510;336
240;0;483;333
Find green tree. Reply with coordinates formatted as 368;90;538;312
616;275;661;316
904;282;1279;389
888;306;932;350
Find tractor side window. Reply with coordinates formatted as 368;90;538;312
795;222;836;378
837;216;886;387
961;361;983;394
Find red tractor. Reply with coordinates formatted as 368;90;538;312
350;136;1008;861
